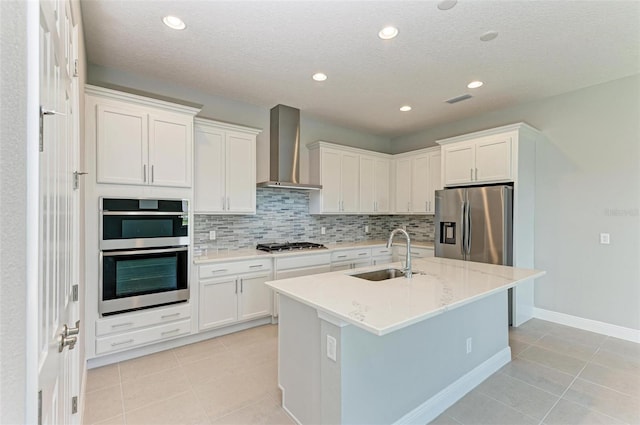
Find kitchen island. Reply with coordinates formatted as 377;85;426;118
265;257;544;425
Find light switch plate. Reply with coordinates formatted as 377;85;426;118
327;335;337;362
600;233;610;244
321;227;326;235
209;230;216;240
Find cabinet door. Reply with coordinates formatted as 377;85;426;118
475;136;512;182
226;132;256;213
395;157;412;213
199;278;238;330
96;104;148;185
194;127;226;213
341;153;360;212
330;262;353;272
148;113;193;187
443;142;475;186
374;158;390;213
427;151;441;214
238;273;272;321
320;150;342;213
412;155;429;213
359;156;376;213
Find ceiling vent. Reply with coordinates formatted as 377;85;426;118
445;94;473;104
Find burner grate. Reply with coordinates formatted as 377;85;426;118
256;242;326;252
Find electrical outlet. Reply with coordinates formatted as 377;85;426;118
321;226;326;235
209;230;216;240
365;225;369;233
600;233;610;244
327;335;337;362
402;224;407;231
466;337;472;354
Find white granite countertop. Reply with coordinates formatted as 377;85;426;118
265;257;544;336
193;240;434;264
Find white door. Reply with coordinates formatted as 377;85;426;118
149;113;192;187
443;142;475;186
427;151;441;214
194;126;226;212
226;132;256;213
475;136;512;182
238;273;272;321
359;156;375;213
39;1;81;424
395;157;412;213
412;155;429;213
320;150;342;212
199;278;239;330
341;152;360;212
374;158;390;213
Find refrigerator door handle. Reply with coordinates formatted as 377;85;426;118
465;201;472;255
460;202;466;257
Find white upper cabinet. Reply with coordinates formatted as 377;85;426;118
194;118;261;214
393;148;440;214
88;85;199;188
440;133;512;186
360;155;390;214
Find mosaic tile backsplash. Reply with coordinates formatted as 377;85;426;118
193;188;434;255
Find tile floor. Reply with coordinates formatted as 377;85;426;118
83;319;640;425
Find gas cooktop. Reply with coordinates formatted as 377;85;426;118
256;242;327;253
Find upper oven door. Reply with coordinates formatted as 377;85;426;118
100;198;189;250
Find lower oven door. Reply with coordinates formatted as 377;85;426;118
100;246;189;315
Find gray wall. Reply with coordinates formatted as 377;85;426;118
1;1;28;423
392;75;640;330
87;64;391;184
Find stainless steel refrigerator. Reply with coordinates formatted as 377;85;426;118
435;185;513;265
435;185;514;322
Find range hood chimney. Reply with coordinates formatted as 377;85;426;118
257;105;322;190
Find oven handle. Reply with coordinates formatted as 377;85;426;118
101;211;187;216
101;246;188;257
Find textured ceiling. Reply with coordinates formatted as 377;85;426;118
81;0;640;138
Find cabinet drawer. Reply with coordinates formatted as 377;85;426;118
395;246;434;258
275;253;331;271
372;255;393;266
95;303;191;336
95;319;191;355
370;247;392;257
199;258;272;279
331;249;371;262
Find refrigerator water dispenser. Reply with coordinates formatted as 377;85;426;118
440;222;456;244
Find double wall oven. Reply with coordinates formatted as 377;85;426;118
99;198;190;315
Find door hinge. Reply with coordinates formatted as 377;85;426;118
72;284;79;302
71;396;78;414
73;59;79;77
72;171;88;190
38;390;42;425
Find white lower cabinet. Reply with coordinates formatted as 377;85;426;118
94;303;192;355
371;247;393;265
198;260;272;331
330;248;371;271
393;246;434;262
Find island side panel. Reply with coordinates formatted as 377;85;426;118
278;295;322;424
340;291;509;425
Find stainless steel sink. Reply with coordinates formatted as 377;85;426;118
351;268;406;281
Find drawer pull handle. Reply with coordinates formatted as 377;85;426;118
249;264;263;268
161;329;180;337
358;253;368;256
337;255;347;259
210;269;228;273
111;339;134;347
161;313;180;319
111;322;133;329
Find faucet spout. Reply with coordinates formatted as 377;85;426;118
387;228;412;278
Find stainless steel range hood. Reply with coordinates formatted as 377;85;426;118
257;105;322;190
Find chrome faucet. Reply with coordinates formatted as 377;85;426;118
387;228;412;278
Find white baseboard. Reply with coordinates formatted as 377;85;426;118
280;387;302;425
532;307;640;343
394;347;512;425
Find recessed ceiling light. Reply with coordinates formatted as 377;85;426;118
437;0;458;11
312;73;328;82
480;31;498;42
378;26;399;40
162;15;186;30
400;105;412;112
467;81;484;89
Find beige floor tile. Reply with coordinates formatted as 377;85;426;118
533;334;600;362
543;399;625;425
218;325;277;349
579;362;640;398
210;395;294;425
125;390;211;425
246;361;280;400
91;414;125;425
83;384;124;425
599;336;640;359
86;363;121;393
517;318;556;334
180;350;240;386
509;338;531;358
194;371;272;421
476;372;559;420
229;338;278;369
518;345;587;376
446;391;538;425
590;348;640;374
563;378;640;424
173;337;229;365
119;349;179;382
428;413;463;425
500;358;575;396
508;326;546;345
121;366;191;411
548;324;607;347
